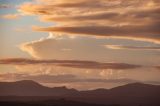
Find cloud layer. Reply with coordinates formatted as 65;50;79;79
18;0;160;43
0;73;137;83
1;73;160;90
0;58;141;70
105;45;160;50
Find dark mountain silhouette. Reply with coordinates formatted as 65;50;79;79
0;80;78;96
0;80;160;106
76;82;160;105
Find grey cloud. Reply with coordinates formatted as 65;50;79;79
0;4;11;9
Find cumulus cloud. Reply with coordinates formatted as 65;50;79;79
18;0;160;43
104;45;160;50
0;58;141;70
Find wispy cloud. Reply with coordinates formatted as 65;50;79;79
104;45;160;50
1;14;20;20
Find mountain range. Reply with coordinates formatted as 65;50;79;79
0;80;160;106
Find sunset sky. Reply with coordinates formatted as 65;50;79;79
0;0;160;90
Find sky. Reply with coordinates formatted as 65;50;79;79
0;0;160;90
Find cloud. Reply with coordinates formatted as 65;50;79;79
0;4;11;9
33;24;160;44
61;48;72;51
104;45;160;50
19;0;160;15
18;0;160;43
40;7;160;25
19;35;160;66
1;73;160;86
0;73;139;83
1;14;20;20
155;66;160;70
0;58;141;70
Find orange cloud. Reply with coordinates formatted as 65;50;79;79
1;14;20;20
0;73;138;83
0;58;141;70
18;0;160;43
104;45;160;50
33;24;160;44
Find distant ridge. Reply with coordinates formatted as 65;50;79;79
0;80;77;96
0;80;160;105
